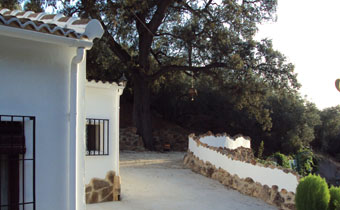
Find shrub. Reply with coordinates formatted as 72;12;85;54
272;152;290;168
329;186;340;210
295;148;315;176
295;174;330;210
257;140;264;159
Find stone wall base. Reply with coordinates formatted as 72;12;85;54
183;152;296;210
86;171;121;204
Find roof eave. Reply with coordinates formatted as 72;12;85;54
0;25;94;49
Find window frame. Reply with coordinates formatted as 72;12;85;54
86;118;109;156
0;115;36;210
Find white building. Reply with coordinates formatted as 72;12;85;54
85;80;125;204
0;9;123;210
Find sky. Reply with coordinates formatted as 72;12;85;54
255;0;340;110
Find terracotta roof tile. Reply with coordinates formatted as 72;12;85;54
28;12;40;18
58;17;71;22
0;8;104;41
16;11;25;16
41;14;56;20
72;19;91;25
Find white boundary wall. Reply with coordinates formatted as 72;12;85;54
199;135;251;150
189;137;299;192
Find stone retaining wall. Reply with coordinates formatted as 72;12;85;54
184;152;296;210
86;171;121;204
120;127;145;151
120;127;189;151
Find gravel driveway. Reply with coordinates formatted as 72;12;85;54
87;151;277;210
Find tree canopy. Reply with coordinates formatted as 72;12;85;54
2;0;339;160
59;0;299;150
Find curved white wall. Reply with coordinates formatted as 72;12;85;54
199;135;251;150
199;136;225;147
189;137;298;192
225;136;251;150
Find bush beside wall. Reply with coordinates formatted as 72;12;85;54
329;186;340;210
295;174;330;210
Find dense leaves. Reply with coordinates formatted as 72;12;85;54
0;0;21;9
295;174;330;210
3;1;338;159
313;106;340;159
329;186;340;210
59;0;302;149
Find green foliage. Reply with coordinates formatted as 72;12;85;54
0;0;21;9
329;186;340;210
295;174;330;210
267;95;321;154
0;0;46;11
86;37;127;82
257;141;264;159
61;0;301;149
295;148;315;176
314;106;340;158
271;152;290;168
23;0;43;12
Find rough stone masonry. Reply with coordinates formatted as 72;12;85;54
86;171;121;204
183;152;296;210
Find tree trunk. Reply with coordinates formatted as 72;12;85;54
132;74;154;150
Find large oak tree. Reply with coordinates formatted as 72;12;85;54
65;0;299;150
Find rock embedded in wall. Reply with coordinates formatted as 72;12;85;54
183;152;296;210
86;171;120;204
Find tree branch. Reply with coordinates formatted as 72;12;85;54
149;62;231;81
148;0;174;34
151;49;162;66
137;0;173;71
86;7;132;64
155;32;182;39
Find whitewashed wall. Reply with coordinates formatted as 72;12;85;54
189;137;299;192
0;35;79;210
85;81;123;184
199;135;251;150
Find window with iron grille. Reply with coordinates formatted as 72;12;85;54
0;115;36;210
86;118;109;156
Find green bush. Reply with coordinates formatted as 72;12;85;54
295;148;315;176
257;140;264;159
295;174;330;210
329;186;340;210
272;152;290;168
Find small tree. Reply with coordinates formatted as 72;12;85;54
295;148;315;176
329;186;340;210
295;174;330;210
257;140;264;159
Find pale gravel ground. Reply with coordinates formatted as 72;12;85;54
87;151;277;210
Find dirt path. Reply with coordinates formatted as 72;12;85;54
87;151;277;210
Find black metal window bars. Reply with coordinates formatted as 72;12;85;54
0;115;35;210
86;118;109;156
